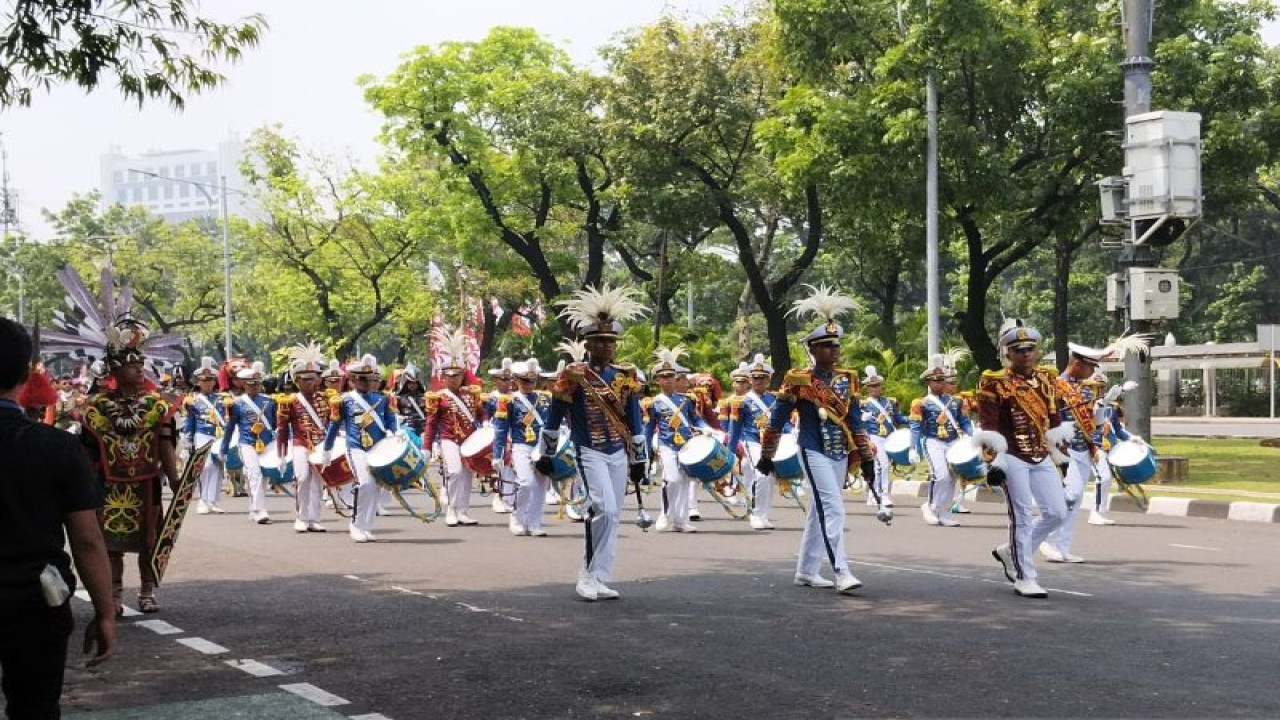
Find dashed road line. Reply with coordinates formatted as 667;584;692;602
226;659;284;677
855;560;1096;598
280;682;350;707
175;637;229;654
74;589;140;616
135;619;183;635
349;714;394;720
1171;543;1221;551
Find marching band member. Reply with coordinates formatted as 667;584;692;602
910;355;972;527
757;286;876;595
220;361;278;525
493;359;553;536
276;343;331;533
645;346;708;533
860;365;905;525
395;362;428;439
1090;373;1138;525
486;358;517;515
980;319;1074;598
726;354;781;530
536;285;648;601
44;266;186;615
1042;335;1151;560
541;355;584;521
321;354;398;542
423;331;487;527
182;357;227;515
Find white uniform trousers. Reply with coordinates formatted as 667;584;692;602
1001;454;1068;581
742;441;775;521
866;434;892;510
577;446;628;582
510;444;550;531
658;446;696;529
796;449;852;577
347;447;389;533
239;444;269;520
1092;453;1114;513
924;438;956;522
194;432;223;508
439;440;474;515
290;445;323;523
1051;448;1093;553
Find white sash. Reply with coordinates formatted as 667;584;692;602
744;391;772;418
196;394;225;428
441;389;475;424
654;393;694;428
512;392;546;427
345;391;388;434
927;394;965;437
236;394;266;423
295;392;325;429
867;397;894;426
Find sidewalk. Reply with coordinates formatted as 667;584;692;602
1154;416;1280;438
890;480;1280;524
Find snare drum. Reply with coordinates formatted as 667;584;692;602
367;434;427;491
945;437;987;482
543;435;578;481
677;434;734;481
1108;440;1157;484
772;434;802;480
460;426;496;477
884;428;914;466
259;445;294;485
311;437;355;488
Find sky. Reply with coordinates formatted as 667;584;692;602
1;0;1277;240
0;0;748;238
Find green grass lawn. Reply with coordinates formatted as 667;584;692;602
1148;437;1280;503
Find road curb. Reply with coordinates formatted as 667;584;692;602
889;479;1280;524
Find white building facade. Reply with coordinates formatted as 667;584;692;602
99;141;255;224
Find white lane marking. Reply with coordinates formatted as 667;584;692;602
343;575;364;581
854;560;1095;598
349;714;394;720
226;659;284;677
280;682;350;707
454;602;524;622
75;590;140;616
175;637;229;654
1171;543;1221;552
135;619;183;635
390;585;422;595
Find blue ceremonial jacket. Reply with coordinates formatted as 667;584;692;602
860;396;908;438
324;390;398;452
221;392;276;454
768;368;869;461
545;363;646;460
493;390;551;460
183;391;225;440
725;391;784;448
1094;405;1132;450
909;393;971;453
644;392;706;451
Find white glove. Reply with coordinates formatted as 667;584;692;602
908;449;921;464
1122;380;1139;392
318;450;332;467
1103;384;1124;402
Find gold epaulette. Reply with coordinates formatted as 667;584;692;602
782;368;811;387
980;368;1007;381
726;396;742;409
183;395;197;409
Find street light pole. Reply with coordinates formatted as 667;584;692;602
129;169;235;359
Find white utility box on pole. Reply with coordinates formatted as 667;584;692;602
1124;110;1202;229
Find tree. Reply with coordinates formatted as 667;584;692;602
0;0;265;108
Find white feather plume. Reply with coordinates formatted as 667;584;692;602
555;339;587;362
787;284;862;323
557;284;649;332
288;341;328;373
1105;333;1155;360
942;345;971;369
432;327;470;367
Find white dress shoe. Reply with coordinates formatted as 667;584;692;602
938;516;960;527
992;544;1015;582
306;522;327;532
576;569;598;601
1013;578;1048;598
445;508;459;527
835;571;862;594
509;521;529;536
749;515;767;530
459;514;479;526
675;523;698;533
655;514;672;532
594;580;620;600
254;513;272;525
529;527;548;537
294;519;309;533
196;500;211;515
794;572;835;588
921;503;940;526
492;495;510;513
1088;510;1116;526
208;504;226;514
1060;552;1084;563
1040;542;1066;563
688;509;702;521
349;526;372;543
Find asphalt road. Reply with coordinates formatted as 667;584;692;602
61;488;1280;719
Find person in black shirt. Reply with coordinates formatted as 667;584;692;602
0;319;116;719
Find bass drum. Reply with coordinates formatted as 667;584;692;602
944;437;987;482
367;434;427;491
884;428;914;466
311;436;355;488
772;434;802;480
459;426;496;477
1109;440;1157;484
677;434;735;482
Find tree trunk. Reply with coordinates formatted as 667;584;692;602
763;303;792;381
1052;237;1073;372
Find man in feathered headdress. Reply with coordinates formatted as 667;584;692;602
220;361;279;526
321;354;399;542
485;358;517;515
276;343;332;534
979;318;1075;599
860;365;907;525
492;359;554;537
725;354;782;530
1040;334;1151;562
910;352;974;527
182;357;228;515
423;331;487;527
43;266;183;615
536;285;648;601
643;345;708;533
756;285;877;595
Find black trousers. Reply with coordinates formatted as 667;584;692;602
0;602;73;720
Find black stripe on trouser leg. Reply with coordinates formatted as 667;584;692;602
798;449;838;570
574;453;595;568
865;460;883;506
1002;480;1025;580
